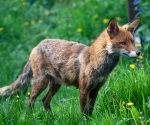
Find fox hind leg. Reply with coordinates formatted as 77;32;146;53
28;75;50;109
42;80;61;111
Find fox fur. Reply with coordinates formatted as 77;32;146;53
0;18;140;115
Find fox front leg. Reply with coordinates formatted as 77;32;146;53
79;89;89;115
87;85;101;116
80;80;105;116
79;87;101;116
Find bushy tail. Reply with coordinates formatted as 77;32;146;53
0;61;32;98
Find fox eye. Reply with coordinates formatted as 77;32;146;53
121;42;126;45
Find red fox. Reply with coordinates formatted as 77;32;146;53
0;18;140;116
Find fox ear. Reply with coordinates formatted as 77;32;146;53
123;17;140;34
107;18;119;39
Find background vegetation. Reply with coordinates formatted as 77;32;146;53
0;0;149;124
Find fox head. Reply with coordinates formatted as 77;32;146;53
106;18;140;58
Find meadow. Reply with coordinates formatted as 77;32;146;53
0;0;150;125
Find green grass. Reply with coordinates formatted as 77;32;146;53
0;0;150;125
0;62;150;125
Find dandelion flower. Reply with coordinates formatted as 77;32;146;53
138;55;143;59
45;36;49;39
94;14;99;20
38;20;43;23
51;11;56;15
31;20;35;25
77;28;83;33
0;27;3;32
122;101;126;106
40;5;43;8
16;95;20;99
91;39;94;43
135;43;141;47
45;10;50;16
113;72;116;75
127;102;133;107
57;21;61;25
103;19;109;24
129;64;135;69
94;5;98;9
23;2;27;6
116;17;122;21
24;22;29;26
27;92;30;96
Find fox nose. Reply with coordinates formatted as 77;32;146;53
136;51;140;56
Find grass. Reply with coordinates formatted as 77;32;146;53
0;62;150;125
0;0;150;125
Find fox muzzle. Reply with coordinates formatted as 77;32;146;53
120;49;140;58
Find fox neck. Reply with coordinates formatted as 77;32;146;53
89;31;120;76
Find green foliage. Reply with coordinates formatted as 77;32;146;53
0;0;150;125
0;0;127;78
135;0;150;61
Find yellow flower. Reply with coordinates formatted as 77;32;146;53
116;17;122;21
31;20;35;25
135;43;141;47
27;92;30;96
22;2;27;6
57;21;61;25
45;10;50;16
51;11;56;15
94;14;99;20
0;27;3;32
113;72;116;75
40;5;43;8
16;95;20;99
24;22;29;26
94;5;98;9
129;64;135;69
122;101;126;106
6;98;8;101
138;55;143;59
45;36;49;39
103;19;109;24
38;20;43;23
77;28;83;33
127;102;133;107
91;39;94;43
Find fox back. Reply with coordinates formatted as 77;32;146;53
31;39;89;87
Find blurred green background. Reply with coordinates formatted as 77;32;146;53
0;0;127;79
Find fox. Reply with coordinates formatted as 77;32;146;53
0;18;140;116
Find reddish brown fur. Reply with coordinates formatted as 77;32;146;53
0;18;140;116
